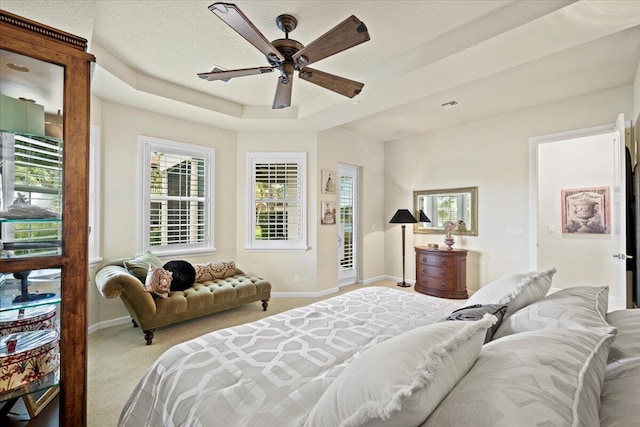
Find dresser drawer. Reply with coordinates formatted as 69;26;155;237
418;265;453;278
417;276;454;292
418;254;453;268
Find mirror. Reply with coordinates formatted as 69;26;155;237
413;186;478;235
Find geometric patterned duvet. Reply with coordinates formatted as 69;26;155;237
118;287;462;427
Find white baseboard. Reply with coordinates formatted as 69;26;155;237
384;275;416;285
362;275;388;285
88;315;131;335
271;287;339;298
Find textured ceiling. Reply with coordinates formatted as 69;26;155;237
1;0;640;142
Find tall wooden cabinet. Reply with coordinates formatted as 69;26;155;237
0;10;94;425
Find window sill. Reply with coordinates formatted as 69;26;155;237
145;246;217;258
244;246;309;253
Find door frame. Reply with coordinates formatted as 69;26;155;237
338;163;359;286
529;115;627;309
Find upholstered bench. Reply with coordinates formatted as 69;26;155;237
95;253;271;345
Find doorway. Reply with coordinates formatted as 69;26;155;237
338;164;359;286
530;114;628;309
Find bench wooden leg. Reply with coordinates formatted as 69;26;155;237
261;299;269;311
144;329;155;345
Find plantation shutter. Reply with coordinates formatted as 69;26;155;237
1;133;63;256
254;161;301;241
339;174;355;272
149;151;206;247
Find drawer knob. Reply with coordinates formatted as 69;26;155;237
441;271;446;276
441;283;446;288
441;259;446;265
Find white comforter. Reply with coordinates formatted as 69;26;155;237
119;286;462;427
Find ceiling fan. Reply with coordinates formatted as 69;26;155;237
198;2;370;109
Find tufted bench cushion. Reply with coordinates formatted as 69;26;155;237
95;260;271;345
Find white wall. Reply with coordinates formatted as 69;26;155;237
235;132;319;294
91;100;236;325
384;85;633;293
317;127;386;290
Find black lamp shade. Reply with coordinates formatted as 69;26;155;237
419;210;431;223
389;209;417;224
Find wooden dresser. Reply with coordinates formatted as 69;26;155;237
415;246;468;299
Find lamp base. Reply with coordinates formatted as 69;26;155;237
396;282;411;288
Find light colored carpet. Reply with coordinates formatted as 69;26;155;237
87;280;409;426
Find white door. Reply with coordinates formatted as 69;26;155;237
338;164;358;286
531;114;627;309
612;113;627;309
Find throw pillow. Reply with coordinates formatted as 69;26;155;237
304;314;498;427
493;285;613;339
423;327;615;427
440;304;508;343
605;309;640;363
124;251;163;281
465;267;556;317
163;260;196;292
144;265;172;299
193;260;236;282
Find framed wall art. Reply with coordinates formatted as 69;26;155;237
561;186;610;234
321;201;336;225
321;169;336;194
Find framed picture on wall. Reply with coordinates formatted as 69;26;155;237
321;169;336;194
321;201;336;225
561;186;610;234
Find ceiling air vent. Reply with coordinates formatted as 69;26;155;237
441;100;460;109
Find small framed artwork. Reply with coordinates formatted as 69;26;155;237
24;385;59;418
321;201;336;225
561;186;610;234
321;169;336;194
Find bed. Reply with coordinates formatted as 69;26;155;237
119;268;640;427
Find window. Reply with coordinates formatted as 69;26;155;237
138;136;214;256
0;132;62;257
247;152;307;251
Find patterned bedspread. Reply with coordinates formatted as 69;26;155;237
119;286;462;427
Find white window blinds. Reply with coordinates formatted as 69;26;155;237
247;152;307;251
0;133;62;257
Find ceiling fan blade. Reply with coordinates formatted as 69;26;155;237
209;3;285;65
292;15;369;68
198;66;275;82
299;67;364;98
273;72;293;109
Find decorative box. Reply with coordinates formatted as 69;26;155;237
0;305;57;336
0;330;59;392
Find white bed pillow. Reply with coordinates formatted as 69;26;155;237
494;285;613;339
422;327;615;427
465;268;556;316
304;315;497;427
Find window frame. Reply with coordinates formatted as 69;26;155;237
138;135;215;257
246;151;307;252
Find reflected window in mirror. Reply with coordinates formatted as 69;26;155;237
413;187;478;236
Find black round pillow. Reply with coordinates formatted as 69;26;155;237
163;260;196;292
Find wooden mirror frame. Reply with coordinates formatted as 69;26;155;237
413;186;478;236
